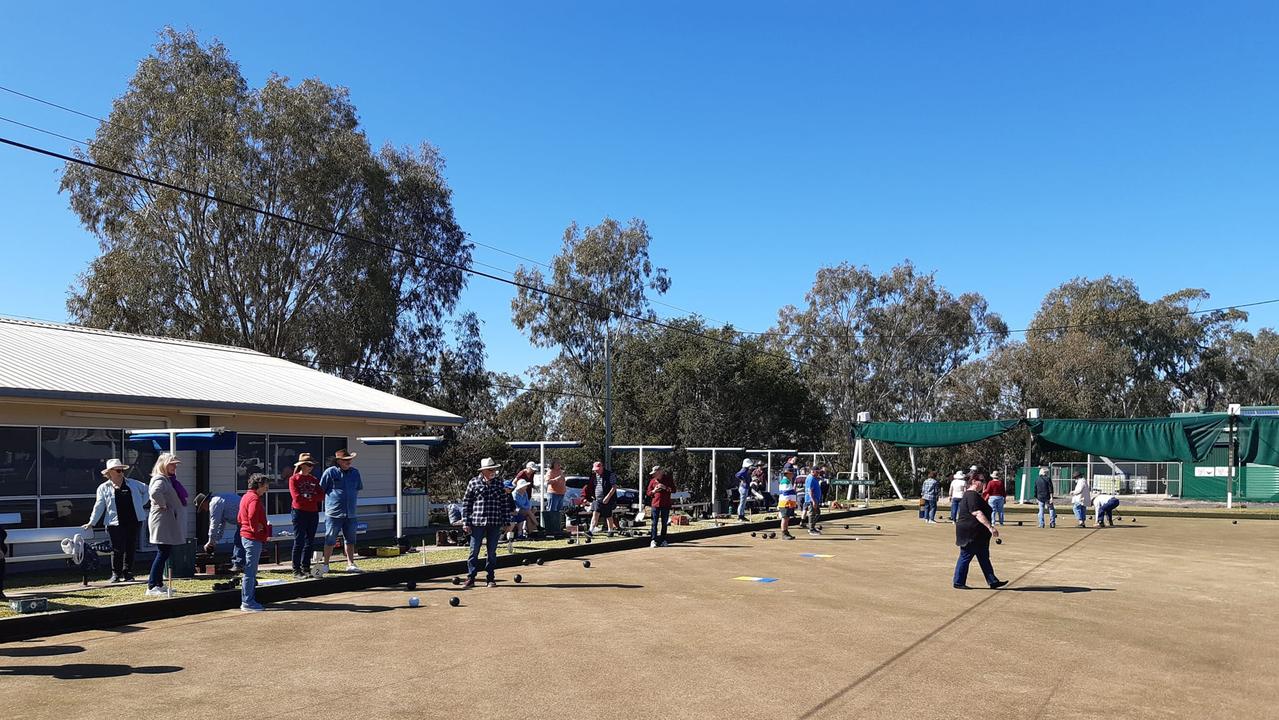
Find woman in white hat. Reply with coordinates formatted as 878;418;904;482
146;452;186;595
82;459;149;583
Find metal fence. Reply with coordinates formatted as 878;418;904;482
1047;461;1183;498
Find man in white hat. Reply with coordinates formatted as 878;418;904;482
462;458;515;588
512;476;539;537
734;459;754;521
320;449;364;573
1034;467;1057;528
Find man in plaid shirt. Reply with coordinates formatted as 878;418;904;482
462;457;515;588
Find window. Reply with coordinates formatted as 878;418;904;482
40;428;121;496
0;427;38;496
236;434;267;491
323;436;349;469
235;434;346;515
123;445;160;484
269;435;324;478
0;499;37;527
40;497;97;528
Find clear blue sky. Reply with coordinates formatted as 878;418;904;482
2;2;1277;376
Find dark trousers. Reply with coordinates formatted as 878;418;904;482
467;525;502;581
0;556;5;595
953;543;998;587
106;522;140;576
650;506;670;543
291;509;320;570
148;544;173;589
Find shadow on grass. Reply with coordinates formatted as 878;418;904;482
1006;585;1115;594
0;645;85;657
0;663;182;679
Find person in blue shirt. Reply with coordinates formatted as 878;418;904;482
804;467;825;535
320;449;364;574
734;459;753;521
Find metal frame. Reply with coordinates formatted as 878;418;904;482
506;440;584;506
358;436;444;540
609;445;675;520
686;447;744;516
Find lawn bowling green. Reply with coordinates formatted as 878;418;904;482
3;513;1279;719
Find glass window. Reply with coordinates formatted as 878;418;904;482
0;499;37;530
124;444;160;484
40;428;121;496
40;497;98;528
270;435;323;479
0;427;38;497
237;434;267;493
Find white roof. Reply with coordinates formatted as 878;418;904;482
0;317;464;425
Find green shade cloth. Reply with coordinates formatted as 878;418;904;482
853;420;1022;448
1239;416;1279;467
1027;415;1229;463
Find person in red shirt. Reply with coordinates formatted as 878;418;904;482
238;474;272;612
288;453;324;578
983;470;1007;526
647;466;676;547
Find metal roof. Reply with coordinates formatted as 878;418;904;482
0;317;465;425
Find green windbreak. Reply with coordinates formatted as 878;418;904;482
1240;416;1279;467
1027;415;1229;463
853;420;1022;448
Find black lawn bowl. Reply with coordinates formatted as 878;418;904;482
582;560;591;568
449;596;460;607
514;574;523;583
452;577;461;585
536;558;545;565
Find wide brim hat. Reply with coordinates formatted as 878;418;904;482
741;459;754;469
334;449;358;461
100;458;130;476
514;479;533;492
294;452;316;468
953;471;967;480
524;461;538;469
478;457;501;471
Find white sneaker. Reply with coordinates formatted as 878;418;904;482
650;540;658;548
346;563;363;573
320;563;331;575
659;541;669;547
144;586;167;596
590;525;602;534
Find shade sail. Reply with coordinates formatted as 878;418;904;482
1027;415;1229;463
1240;416;1279;467
127;431;238;452
852;420;1022;448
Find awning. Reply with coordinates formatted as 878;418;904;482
853;420;1022;448
358;437;445;447
1026;415;1229;463
127;431;238;452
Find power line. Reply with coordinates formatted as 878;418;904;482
0;135;824;377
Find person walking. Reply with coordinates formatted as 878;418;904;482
462;457;515;588
647;466;675;547
948;471;968;522
953;472;1008;590
920;471;940;524
735;459;753;521
238;474;272;612
83;458;148;583
1093;491;1120;528
544;460;567;512
1034;468;1057;528
146;452;186;596
320;449;364;573
288;453;324;578
1071;472;1092;528
194;491;244;573
984;471;1007;526
805;467;825;535
582;461;619;536
777;465;800;539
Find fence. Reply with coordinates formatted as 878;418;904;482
1046;461;1183;497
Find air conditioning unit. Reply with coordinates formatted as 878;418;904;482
856;412;872;423
1026;408;1041;419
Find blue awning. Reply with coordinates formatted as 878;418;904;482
127;431;238;452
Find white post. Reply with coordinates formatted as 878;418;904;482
395;439;403;540
868;439;905;500
637;448;645;522
711;450;718;519
908;447;917;495
168;429;177;599
539;444;547;510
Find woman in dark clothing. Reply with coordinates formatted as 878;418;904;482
953;472;1009;590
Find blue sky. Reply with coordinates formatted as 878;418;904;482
2;2;1277;376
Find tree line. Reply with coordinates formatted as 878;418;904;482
61;30;1279;500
